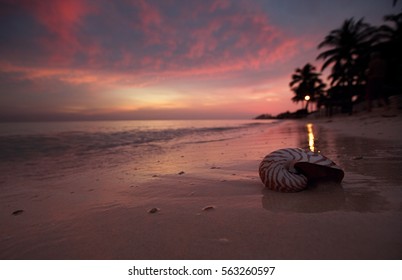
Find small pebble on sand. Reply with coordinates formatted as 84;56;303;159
202;206;215;211
218;238;230;243
148;208;160;214
12;210;24;216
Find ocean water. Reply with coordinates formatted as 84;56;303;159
0;119;278;182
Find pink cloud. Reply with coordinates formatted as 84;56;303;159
18;0;96;64
145;12;302;80
209;0;231;13
132;0;174;47
0;0;317;120
137;0;162;27
5;0;308;83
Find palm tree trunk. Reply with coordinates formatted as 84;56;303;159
304;101;309;112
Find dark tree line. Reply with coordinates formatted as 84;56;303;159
289;6;402;115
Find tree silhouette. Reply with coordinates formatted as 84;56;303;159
381;13;402;39
284;6;401;118
376;12;402;93
317;18;375;88
289;63;326;112
316;18;376;114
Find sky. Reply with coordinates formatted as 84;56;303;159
0;0;398;121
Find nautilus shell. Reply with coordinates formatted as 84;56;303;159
259;148;344;192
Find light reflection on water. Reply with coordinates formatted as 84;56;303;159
306;123;315;152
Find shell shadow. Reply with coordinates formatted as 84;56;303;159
261;181;345;213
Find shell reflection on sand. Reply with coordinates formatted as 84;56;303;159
262;182;345;213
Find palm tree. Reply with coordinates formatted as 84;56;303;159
317;18;375;88
381;13;402;38
317;18;376;114
375;13;402;52
376;12;402;92
289;63;326;112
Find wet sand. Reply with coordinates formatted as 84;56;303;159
1;113;401;259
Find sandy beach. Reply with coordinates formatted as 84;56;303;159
1;110;401;260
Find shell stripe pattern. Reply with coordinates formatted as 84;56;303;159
259;148;341;192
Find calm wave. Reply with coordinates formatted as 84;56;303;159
0;120;277;162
